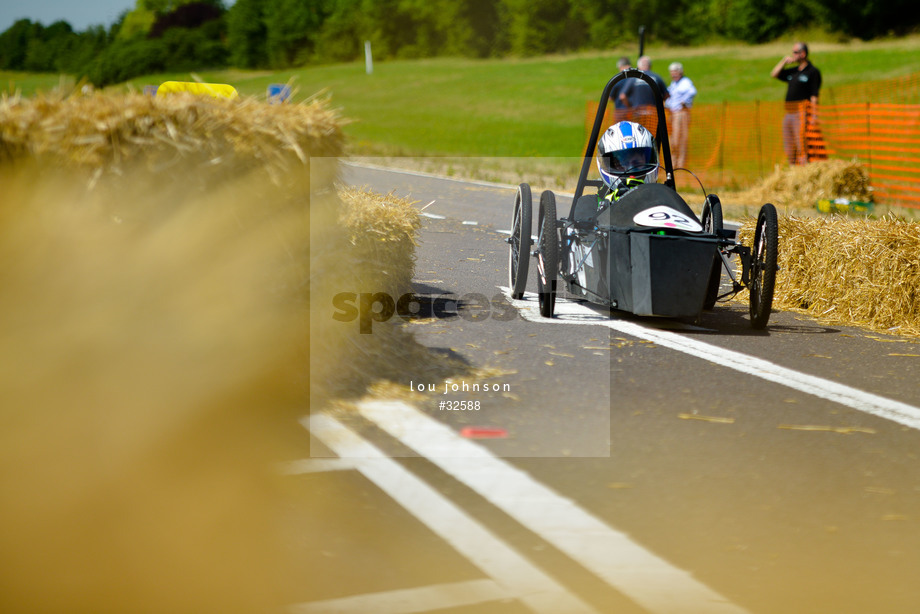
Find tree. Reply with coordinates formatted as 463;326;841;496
149;2;224;38
59;26;110;75
160;27;227;69
310;0;362;61
720;0;791;43
452;0;504;57
264;0;331;67
86;37;167;85
382;0;502;59
119;0;223;39
819;0;916;39
141;0;224;13
0;19;36;70
226;0;268;67
3;0;920;80
501;0;572;56
567;0;624;50
118;8;157;39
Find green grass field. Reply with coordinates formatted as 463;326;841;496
6;36;920;160
2;72;78;96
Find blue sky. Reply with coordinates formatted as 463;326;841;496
0;1;236;33
0;1;135;32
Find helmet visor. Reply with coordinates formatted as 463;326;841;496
599;147;657;176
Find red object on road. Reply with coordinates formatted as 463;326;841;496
460;426;509;439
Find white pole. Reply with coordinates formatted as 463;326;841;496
365;40;373;75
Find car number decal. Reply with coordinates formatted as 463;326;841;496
633;206;703;232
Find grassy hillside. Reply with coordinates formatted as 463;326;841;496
2;72;76;95
5;36;920;158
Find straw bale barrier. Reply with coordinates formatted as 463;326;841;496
309;186;451;400
738;215;920;336
340;186;421;294
0;89;343;185
731;159;872;210
0;92;431;612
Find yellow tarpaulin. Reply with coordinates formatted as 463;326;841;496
156;81;239;99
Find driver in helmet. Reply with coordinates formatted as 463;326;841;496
596;121;659;206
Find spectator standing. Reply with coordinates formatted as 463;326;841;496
665;62;696;169
610;57;636;122
637;56;669;101
771;42;822;165
633;55;669;133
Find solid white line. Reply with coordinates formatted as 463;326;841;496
278;458;357;474
342;160;522;191
290;579;512;614
504;288;920;431
357;401;748;614
305;414;598;614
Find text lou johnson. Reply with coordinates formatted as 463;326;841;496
410;380;511;395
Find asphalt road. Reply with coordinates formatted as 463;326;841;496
292;163;920;614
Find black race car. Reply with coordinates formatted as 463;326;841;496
508;69;778;328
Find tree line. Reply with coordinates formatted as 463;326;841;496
0;0;916;87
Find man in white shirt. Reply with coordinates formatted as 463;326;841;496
664;62;697;169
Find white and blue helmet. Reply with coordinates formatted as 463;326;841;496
596;121;659;192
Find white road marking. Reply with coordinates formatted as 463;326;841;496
304;413;598;614
357;400;749;614
342;160;521;191
503;288;920;431
462;220;479;225
290;580;514;614
421;212;446;219
278;458;357;474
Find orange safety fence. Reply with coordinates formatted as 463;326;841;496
819;103;920;206
584;72;920;208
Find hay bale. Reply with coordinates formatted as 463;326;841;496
0;91;436;612
738;214;920;336
309;186;431;400
0;89;344;186
732;159;872;211
0;167;434;613
0;162;309;614
340;186;422;295
0;88;430;401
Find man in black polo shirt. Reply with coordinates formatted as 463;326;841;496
771;42;822;165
